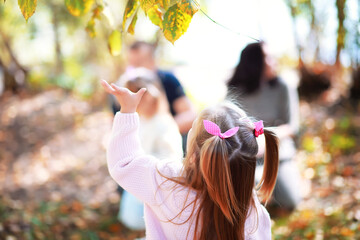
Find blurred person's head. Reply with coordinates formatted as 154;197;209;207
123;68;168;118
128;41;156;70
227;42;277;94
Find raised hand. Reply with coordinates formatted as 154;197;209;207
101;80;146;113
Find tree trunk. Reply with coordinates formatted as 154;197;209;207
286;1;303;66
308;0;320;62
52;7;63;74
349;0;360;100
0;33;28;93
335;0;347;67
0;58;21;93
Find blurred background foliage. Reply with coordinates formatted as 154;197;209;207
0;0;360;239
1;0;360;101
1;0;126;98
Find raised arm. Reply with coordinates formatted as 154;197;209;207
101;80;160;205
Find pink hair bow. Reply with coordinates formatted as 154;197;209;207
203;120;239;139
254;120;264;137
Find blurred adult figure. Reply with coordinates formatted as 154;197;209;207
112;41;196;150
227;42;301;210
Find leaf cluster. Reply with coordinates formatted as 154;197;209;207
8;0;200;56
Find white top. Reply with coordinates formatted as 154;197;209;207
139;113;183;160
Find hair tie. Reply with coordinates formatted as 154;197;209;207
203;120;239;139
253;120;264;137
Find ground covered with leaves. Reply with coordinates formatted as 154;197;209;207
0;90;359;239
272;100;360;239
0;90;144;239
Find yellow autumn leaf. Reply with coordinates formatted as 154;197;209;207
178;0;199;16
122;0;139;30
340;227;354;237
108;30;122;56
65;0;94;17
163;4;192;44
85;18;96;38
92;4;103;19
158;0;170;10
18;0;37;21
140;0;156;14
85;5;103;38
148;5;163;29
127;12;138;35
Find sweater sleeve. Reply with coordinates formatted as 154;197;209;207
107;112;163;205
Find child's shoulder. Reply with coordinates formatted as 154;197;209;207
156;159;184;178
244;193;271;239
154;160;188;197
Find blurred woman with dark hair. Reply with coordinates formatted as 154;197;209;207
227;42;302;210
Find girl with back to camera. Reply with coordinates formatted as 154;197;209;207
101;79;279;239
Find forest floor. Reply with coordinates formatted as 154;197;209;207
0;89;359;240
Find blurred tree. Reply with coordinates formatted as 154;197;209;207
284;0;320;65
335;0;347;67
284;0;331;101
51;2;64;74
284;0;360;101
0;5;29;93
0;0;208;99
349;0;360;100
0;0;113;96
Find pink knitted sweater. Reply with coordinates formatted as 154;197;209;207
107;112;272;240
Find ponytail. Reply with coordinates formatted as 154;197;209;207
157;104;280;240
199;137;240;224
257;129;279;203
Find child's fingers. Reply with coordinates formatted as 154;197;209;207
111;83;129;95
101;80;116;94
136;88;147;99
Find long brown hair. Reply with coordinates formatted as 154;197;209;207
161;102;279;240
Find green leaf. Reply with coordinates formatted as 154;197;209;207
31;217;41;226
140;0;156;14
65;0;94;17
18;0;37;21
163;4;192;44
178;0;199;16
108;30;122;56
127;11;138;35
123;0;139;30
148;5;163;29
